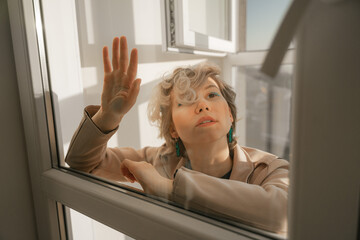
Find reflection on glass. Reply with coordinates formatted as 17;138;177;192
188;0;229;40
239;65;292;160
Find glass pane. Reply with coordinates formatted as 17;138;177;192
234;65;293;160
246;0;292;51
188;0;229;40
40;0;290;238
65;207;135;240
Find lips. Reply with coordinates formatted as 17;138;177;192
196;116;217;127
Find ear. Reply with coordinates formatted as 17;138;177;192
228;106;234;123
170;124;179;138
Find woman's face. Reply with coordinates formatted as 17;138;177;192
170;77;233;146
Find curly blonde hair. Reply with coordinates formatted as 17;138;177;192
147;62;237;157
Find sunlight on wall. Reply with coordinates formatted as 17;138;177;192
42;0;84;101
81;67;98;88
138;101;163;148
83;0;95;44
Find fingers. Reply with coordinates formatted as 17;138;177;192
121;160;136;183
128;78;141;103
103;46;112;73
112;36;129;72
112;37;120;70
127;48;138;81
104;36;139;99
119;36;129;72
109;36;137;79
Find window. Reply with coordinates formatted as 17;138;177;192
162;0;292;54
11;0;293;239
162;0;243;54
236;64;293;160
10;0;360;239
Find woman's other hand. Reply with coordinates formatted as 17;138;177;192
120;160;174;199
92;36;141;132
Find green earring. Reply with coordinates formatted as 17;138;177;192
228;127;233;143
175;138;180;157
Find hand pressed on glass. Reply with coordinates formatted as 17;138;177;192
92;36;141;133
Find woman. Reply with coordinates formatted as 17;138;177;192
65;36;289;234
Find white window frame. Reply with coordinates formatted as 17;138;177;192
7;0;282;239
161;0;245;56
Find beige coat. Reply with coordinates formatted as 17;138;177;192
65;106;289;234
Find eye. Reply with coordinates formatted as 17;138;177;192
208;92;220;98
177;103;182;107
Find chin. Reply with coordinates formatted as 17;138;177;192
193;132;227;144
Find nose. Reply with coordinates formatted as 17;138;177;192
195;100;210;114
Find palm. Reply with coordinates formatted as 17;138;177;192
101;37;141;117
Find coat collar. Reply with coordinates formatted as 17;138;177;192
230;145;255;182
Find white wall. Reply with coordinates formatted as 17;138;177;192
0;0;38;239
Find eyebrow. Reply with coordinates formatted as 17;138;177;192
204;84;220;90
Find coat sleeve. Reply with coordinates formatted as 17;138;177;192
65;106;158;181
171;161;289;234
